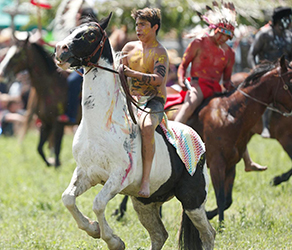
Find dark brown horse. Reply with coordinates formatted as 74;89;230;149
163;56;292;222
231;71;292;186
0;37;76;167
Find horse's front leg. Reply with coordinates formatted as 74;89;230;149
208;159;226;223
62;167;100;238
93;176;126;250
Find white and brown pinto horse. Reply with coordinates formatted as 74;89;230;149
55;13;215;250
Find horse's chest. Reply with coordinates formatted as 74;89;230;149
72;130;108;163
73;139;105;166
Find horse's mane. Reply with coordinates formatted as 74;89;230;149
31;42;57;74
243;60;278;86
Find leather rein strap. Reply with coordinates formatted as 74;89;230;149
236;70;292;117
118;64;137;124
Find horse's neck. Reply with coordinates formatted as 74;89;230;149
26;46;56;91
26;46;67;103
82;60;125;130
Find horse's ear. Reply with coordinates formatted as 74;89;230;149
99;12;112;31
280;55;288;73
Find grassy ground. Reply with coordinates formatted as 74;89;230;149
0;130;291;249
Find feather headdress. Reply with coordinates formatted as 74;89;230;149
197;1;237;38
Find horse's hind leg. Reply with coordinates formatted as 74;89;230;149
271;167;292;186
131;197;167;250
62;167;100;238
53;123;65;167
112;195;129;221
177;163;215;250
186;205;216;250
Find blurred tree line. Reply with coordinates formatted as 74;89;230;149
21;0;292;55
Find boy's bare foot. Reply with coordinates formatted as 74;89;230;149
245;162;268;172
138;182;150;198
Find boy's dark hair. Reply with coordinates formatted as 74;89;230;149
131;8;161;35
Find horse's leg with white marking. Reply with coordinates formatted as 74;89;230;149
186;205;216;250
131;197;168;250
92;177;125;250
62;167;100;238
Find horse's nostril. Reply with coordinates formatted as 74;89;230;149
62;45;69;52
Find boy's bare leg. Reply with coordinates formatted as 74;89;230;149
138;128;155;198
138;113;156;198
243;149;267;172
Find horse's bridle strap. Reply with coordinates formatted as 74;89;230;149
84;23;107;64
237;69;292;117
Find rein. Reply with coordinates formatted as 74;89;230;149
236;70;292;117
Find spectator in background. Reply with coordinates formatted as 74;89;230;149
166;49;182;92
109;25;129;52
8;70;31;110
247;6;292;138
1;100;25;136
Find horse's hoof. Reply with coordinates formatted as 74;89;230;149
270;176;281;186
55;162;61;168
206;211;215;220
217;221;225;233
109;235;125;250
47;157;55;166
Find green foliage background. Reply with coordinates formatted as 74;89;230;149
0;130;291;249
22;0;292;36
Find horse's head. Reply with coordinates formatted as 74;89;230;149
55;13;113;71
0;35;30;80
270;55;292;116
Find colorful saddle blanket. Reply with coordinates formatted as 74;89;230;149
160;115;205;176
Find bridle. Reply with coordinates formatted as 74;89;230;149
236;68;292;117
72;22;113;76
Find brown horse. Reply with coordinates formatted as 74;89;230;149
231;71;292;186
163;56;292;222
0;36;76;167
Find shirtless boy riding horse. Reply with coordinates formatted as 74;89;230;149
122;8;169;198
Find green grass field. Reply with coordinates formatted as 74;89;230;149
0;130;291;249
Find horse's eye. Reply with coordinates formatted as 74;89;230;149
86;32;96;42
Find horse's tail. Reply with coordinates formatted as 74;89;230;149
179;210;202;250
